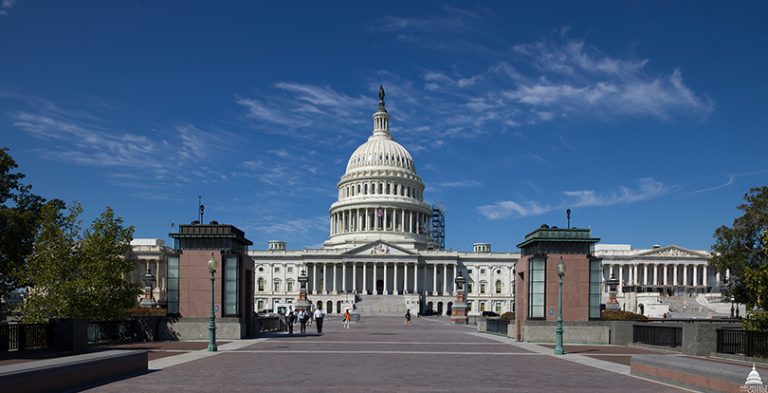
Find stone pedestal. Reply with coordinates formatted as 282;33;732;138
450;301;468;325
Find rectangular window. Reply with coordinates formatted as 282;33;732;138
287;267;293;273
224;256;239;316
467;283;473;293
528;258;545;319
480;283;486;294
274;281;280;292
287;281;294;292
274;267;280;273
589;259;602;319
167;255;179;314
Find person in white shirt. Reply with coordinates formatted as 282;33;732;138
313;306;326;333
298;310;307;333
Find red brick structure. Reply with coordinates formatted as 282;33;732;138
514;225;600;341
169;223;255;339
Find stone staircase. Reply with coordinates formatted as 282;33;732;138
355;294;410;316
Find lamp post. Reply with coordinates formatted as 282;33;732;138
208;255;218;352
554;256;566;355
140;266;156;308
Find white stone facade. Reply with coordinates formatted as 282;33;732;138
250;88;518;316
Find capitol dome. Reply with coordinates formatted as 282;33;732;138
324;86;432;250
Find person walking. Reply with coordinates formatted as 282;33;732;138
314;305;326;333
404;309;412;326
298;309;307;333
343;309;351;329
287;309;296;335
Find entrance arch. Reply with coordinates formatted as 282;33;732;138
376;279;384;295
316;300;323;310
327;300;333;314
447;302;453;315
427;301;434;312
337;300;342;313
437;302;443;315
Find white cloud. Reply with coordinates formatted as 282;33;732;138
0;0;16;16
478;178;674;220
253;216;328;234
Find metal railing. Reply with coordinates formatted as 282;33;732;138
87;320;138;343
486;319;509;336
0;323;53;352
717;329;768;358
633;325;682;348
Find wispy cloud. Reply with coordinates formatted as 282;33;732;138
8;96;236;193
478;178;674;220
685;170;768;195
252;216;328;234
0;0;16;16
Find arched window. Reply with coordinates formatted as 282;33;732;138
287;280;294;292
257;278;265;292
273;279;281;292
495;280;503;294
364;184;368;194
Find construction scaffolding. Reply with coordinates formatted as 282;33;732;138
430;204;446;250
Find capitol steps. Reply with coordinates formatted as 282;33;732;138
355;294;409;316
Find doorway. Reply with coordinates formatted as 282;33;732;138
376;279;384;295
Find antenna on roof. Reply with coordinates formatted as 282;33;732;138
566;208;571;229
198;195;205;224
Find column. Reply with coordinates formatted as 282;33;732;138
726;268;730;281
673;265;678;286
413;263;418;293
442;264;448;296
663;264;668;286
342;262;347;293
618;265;624;292
693;265;698;286
312;264;317;295
632;264;637;284
643;264;648;285
683;265;688;286
352;263;357;293
432;264;437;296
373;262;378;294
333;263;337;294
384;208;388;231
384;263;388;295
404;263;409;293
401;209;405;232
703;265;708;287
716;271;721;285
363;263;367;294
394;263;399;294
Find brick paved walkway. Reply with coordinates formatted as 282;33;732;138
86;317;694;392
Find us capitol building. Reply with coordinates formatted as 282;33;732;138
128;88;725;318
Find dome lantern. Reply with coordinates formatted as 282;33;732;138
372;85;391;138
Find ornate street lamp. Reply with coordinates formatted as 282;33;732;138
554;256;566;355
140;266;156;308
208;255;218;352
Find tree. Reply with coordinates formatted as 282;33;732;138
21;202;140;322
710;186;768;307
0;147;45;296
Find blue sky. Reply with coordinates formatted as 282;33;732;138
1;1;767;251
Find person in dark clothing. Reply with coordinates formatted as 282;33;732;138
287;310;296;334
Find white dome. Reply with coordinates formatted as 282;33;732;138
345;134;415;173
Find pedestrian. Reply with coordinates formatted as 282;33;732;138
287;309;296;335
314;305;326;333
298;309;307;333
307;308;313;327
343;309;351;329
404;309;412;326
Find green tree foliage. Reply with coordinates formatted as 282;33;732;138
0;148;45;294
710;186;768;306
21;202;140;322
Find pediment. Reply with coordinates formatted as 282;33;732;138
637;245;708;259
342;240;414;257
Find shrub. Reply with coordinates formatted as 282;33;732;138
743;311;768;331
601;310;648;321
124;307;167;317
500;312;515;321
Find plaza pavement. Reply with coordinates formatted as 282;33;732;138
85;316;698;393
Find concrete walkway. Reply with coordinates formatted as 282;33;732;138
85;317;698;392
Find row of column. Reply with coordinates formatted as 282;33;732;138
330;207;429;236
605;263;721;290
307;262;456;296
